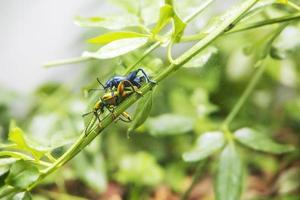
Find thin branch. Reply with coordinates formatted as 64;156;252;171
43;57;90;68
228;12;300;34
288;1;300;11
222;63;267;129
184;0;215;23
222;23;288;129
181;13;300;42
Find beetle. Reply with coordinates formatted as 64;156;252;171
83;80;137;135
102;68;156;91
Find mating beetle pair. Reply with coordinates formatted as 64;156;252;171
83;68;155;134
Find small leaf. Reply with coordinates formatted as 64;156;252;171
216;143;243;200
243;24;287;61
87;31;149;45
82;37;148;59
145;114;194;136
115;152;164;186
128;92;153;134
276;167;300;194
152;4;174;34
270;46;288;60
73;152;107;193
10;191;32;200
0;158;18;166
183;131;225;162
5;160;40;189
0;158;19;187
172;13;186;42
8;127;46;160
0;170;9;187
74;15;139;30
234;128;295;154
0;158;17;187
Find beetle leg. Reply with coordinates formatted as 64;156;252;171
104;104;118;121
120;111;132;122
126;70;138;81
136;68;156;84
94;111;102;128
84;110;102;136
119;80;142;96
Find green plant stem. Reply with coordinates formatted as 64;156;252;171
222;63;266;130
222;22;288;130
181;161;207;200
0;0;259;197
228;12;300;33
43;57;90;68
288;1;300;11
0;151;52;167
185;0;215;23
181;13;300;42
0;186;18;199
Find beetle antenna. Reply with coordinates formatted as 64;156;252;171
82;111;93;117
88;88;104;93
97;77;106;89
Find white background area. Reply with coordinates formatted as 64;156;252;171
0;0;110;93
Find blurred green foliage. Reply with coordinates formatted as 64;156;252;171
1;0;300;199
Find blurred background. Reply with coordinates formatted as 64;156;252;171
0;0;111;93
0;0;300;200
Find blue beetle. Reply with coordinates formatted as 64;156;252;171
103;68;155;91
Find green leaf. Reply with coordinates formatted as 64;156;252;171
165;163;186;192
115;152;164;186
5;160;40;189
183;131;225;162
172;12;186;42
277;0;288;4
269;46;288;60
0;158;18;166
234;128;295;154
82;37;148;59
87;31;149;45
9;128;28;150
152;4;174;35
216;143;243;200
277;167;300;194
10;191;32;200
165;0;173;4
183;47;218;68
127;92;153;134
8;127;46;160
72;152;107;193
145;114;194;136
0;170;9;188
74;15;139;30
243;24;287;62
0;158;18;187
